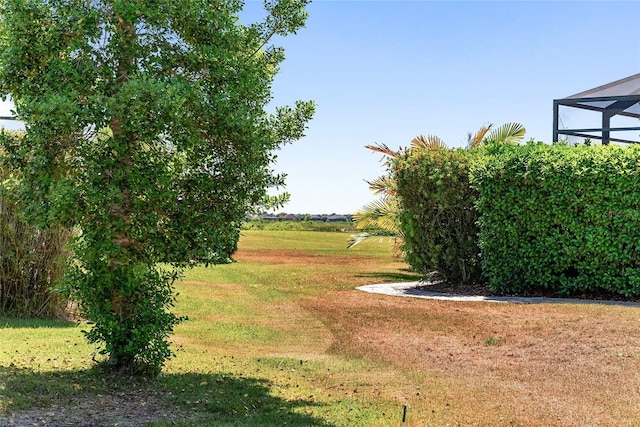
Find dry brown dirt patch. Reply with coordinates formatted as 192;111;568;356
304;289;640;425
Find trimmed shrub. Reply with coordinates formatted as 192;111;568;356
394;148;482;284
473;142;640;297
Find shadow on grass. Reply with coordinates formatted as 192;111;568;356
0;318;80;329
0;366;333;426
357;270;422;283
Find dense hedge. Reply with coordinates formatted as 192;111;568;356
473;143;640;297
394;148;482;284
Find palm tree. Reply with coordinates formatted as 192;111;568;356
348;135;447;252
466;122;526;148
350;123;526;252
347;135;447;252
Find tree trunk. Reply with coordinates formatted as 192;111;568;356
107;15;138;368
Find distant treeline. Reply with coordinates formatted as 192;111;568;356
248;213;352;222
243;218;356;232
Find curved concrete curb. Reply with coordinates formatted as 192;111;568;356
357;282;640;307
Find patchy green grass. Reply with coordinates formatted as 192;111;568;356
4;230;640;426
0;231;413;426
0;319;91;373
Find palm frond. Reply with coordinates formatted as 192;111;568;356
467;123;493;149
486;122;526;145
349;199;406;253
366;175;396;196
347;232;405;256
365;142;399;158
465;131;473;146
347;232;371;249
411;134;447;150
349;197;403;251
352;197;400;234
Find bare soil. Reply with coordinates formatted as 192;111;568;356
0;388;188;427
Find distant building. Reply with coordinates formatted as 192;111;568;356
259;214;280;221
252;213;350;222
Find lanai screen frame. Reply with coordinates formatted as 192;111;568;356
553;73;640;145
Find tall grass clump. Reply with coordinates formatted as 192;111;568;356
0;131;70;318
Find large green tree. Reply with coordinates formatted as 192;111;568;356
0;0;314;374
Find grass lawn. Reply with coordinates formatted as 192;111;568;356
2;230;640;426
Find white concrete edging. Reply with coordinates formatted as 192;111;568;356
357;282;640;307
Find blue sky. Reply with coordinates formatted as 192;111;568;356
247;0;640;214
2;1;639;214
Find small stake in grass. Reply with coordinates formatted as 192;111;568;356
401;404;407;426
